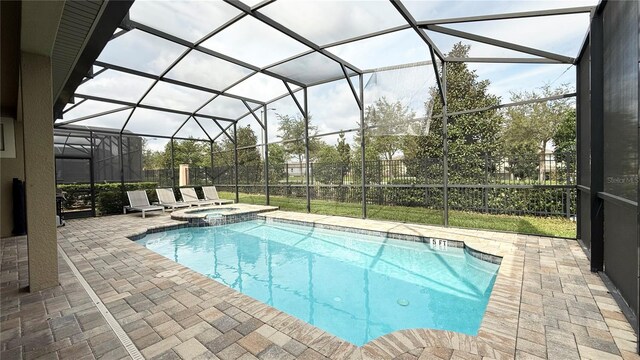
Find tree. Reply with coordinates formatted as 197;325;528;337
336;133;351;166
268;144;286;183
553;107;576;155
235;125;262;183
234;126;261;166
142;139;164;170
313;143;342;184
276;114;320;164
336;133;351;184
505;142;539;180
361;97;415;160
501;85;574;182
403;43;502;182
552;107;577;181
213;125;262;183
161;138;210;169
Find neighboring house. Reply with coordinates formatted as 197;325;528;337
286;162;308;177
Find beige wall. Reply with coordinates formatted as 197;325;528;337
0;119;25;238
21;52;58;291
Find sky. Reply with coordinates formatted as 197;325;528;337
59;0;595;151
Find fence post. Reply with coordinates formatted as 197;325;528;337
210;141;214;186
170;139;176;190
442;62;449;227
423;158;428;207
233;123;239;203
359;73;367;219
484;152;489;213
565;152;571;219
285;163;289;196
377;160;383;205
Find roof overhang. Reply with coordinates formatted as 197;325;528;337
52;0;133;119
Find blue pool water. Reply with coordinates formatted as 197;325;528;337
136;219;499;345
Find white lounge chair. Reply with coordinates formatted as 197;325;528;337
124;190;164;218
202;186;234;205
179;187;216;207
155;188;191;211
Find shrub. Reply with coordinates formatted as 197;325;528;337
58;182;159;216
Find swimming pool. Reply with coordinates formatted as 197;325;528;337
136;219;499;345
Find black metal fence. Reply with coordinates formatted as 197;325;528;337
143;167;215;187
164;152;576;218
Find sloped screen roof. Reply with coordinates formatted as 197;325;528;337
56;0;595;139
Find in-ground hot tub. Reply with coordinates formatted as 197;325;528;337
170;204;279;225
185;207;237;217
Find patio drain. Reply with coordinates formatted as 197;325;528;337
58;245;144;360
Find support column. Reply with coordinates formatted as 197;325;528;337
263;105;270;205
89;131;96;217
234;123;239;203
210;141;214;186
359;74;367;219
304;88;311;213
637;2;640;348
442;62;449;227
119;133;125;201
170;139;176;189
21;52;58;291
590;11;604;272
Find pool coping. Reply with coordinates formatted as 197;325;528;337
123;208;521;358
260;216;503;265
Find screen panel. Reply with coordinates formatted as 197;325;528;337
601;0;639;323
97;29;186;75
75;70;155;103
166;50;254;92
326;29;429;71
129;0;241;43
259;0;406;47
200;16;310;68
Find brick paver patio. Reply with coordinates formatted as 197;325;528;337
1;205;638;359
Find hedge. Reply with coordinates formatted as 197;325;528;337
58;182;159;215
217;178;574;217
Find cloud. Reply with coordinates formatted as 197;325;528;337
124;108;187;136
98;30;185;75
227;73;299;103
129;0;242;43
199;95;259;120
145;137;170;152
166;50;254;92
200;16;310;68
469;62;576;100
269;52;351;85
447;13;590;57
76;70;154;102
327;29;430;70
403;0;596;23
142;81;213;113
58;108;132;130
308;78;361;134
60;99;127;121
259;0;407;46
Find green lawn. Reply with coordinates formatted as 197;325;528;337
218;191;576;238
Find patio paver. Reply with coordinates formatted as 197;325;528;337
1;205;638;359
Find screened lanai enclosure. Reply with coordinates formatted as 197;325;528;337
52;0;639;335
